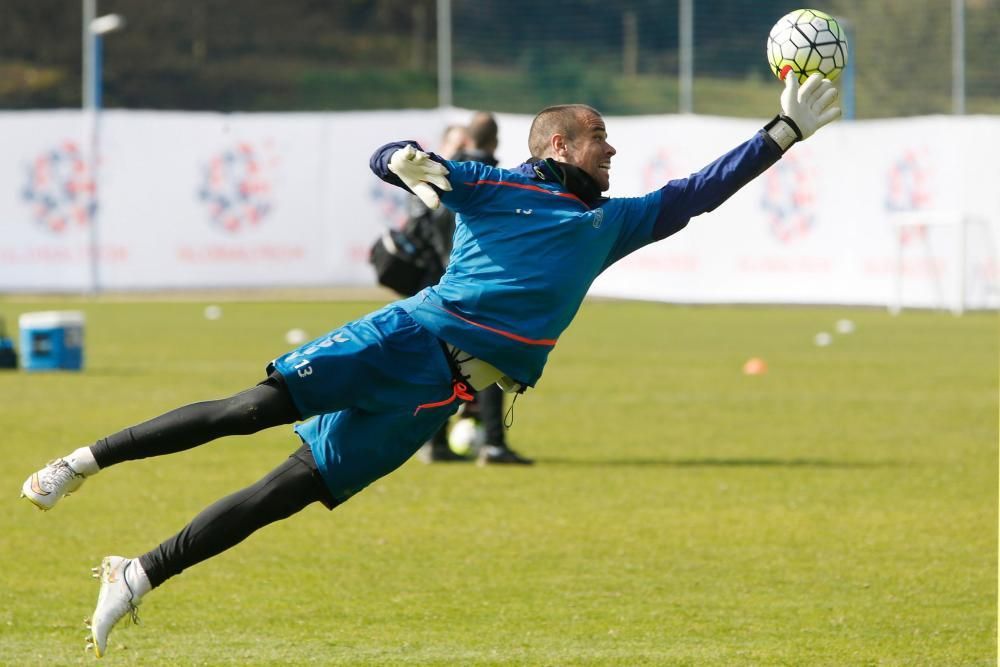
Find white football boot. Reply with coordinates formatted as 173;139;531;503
86;556;144;658
20;458;86;510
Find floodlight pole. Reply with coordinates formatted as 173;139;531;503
83;0;98;294
82;1;125;294
678;0;693;113
838;17;856;120
952;0;965;115
82;0;96;110
436;0;452;108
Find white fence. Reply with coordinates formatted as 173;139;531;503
1;109;997;310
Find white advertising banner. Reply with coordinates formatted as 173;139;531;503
98;111;333;289
590;114;1000;310
0;109;997;309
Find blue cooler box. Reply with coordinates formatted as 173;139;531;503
18;311;85;371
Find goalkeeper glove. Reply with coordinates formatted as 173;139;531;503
388;145;452;209
765;72;842;151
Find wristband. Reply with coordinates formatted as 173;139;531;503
763;114;802;152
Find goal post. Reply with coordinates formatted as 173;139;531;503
887;210;968;316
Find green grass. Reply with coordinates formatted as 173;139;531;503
0;298;995;666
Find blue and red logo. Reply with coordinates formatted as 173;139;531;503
21;141;95;234
198;143;275;234
760;154;816;243
642;148;679;191
885;149;931;212
368;136;435;230
885;149;932;244
369;180;410;229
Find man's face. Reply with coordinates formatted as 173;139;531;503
439;127;469;160
561;111;616;191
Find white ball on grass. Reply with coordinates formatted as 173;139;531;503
448;417;485;457
285;328;309;345
203;305;222;320
835;319;856;334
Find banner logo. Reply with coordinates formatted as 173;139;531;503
886;149;931;212
369;181;409;229
642;148;678;191
369;136;433;231
761;154;815;243
21;141;95;234
198;143;275;234
885;149;931;245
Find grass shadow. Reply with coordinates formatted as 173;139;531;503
533;457;906;469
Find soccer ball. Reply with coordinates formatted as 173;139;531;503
766;9;848;83
447;417;485;457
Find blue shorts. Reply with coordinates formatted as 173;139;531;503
270;304;465;504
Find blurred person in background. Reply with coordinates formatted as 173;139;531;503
445;112;533;466
373;113;532;465
396;123;469;292
21;73;839;657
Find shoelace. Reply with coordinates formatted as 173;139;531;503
413;380;474;415
412;342;479;416
503;392;520;428
446;345;474;386
127;604;140;625
43;459;82;491
121;561;141;625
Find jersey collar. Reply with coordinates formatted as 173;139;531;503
514;158;607;208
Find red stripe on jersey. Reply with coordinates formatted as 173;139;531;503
430;303;558;347
462;179;590;209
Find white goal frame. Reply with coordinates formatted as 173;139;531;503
886;210;988;316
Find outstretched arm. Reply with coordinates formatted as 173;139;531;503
651;132;782;241
652;72;841;240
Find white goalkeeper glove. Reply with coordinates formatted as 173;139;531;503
765;72;842;151
388;145;452;209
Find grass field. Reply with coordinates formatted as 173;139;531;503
0;298;995;666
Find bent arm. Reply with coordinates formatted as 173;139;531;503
370;141;488;212
652;130;783;241
370;141;443;190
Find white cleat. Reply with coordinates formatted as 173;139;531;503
87;556;143;658
20;458;86;510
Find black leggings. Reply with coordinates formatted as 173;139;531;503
477;383;506;446
90;376;335;588
138;444;334;588
90;375;302;467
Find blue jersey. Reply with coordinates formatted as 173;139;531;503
372;131;782;387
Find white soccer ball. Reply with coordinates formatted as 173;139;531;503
767;8;848;83
447;417;485;457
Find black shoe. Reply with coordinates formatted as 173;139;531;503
476;445;534;466
417;443;472;464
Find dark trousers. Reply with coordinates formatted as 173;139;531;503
90;375;335;588
477;383;506;446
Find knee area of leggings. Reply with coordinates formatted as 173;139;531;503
257;459;318;508
213;391;269;428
